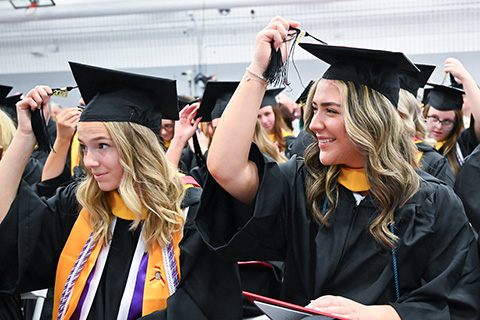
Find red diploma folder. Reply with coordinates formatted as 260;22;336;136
242;291;350;320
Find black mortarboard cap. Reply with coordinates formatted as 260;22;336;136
423;83;464;111
69;61;179;134
197;81;239;122
295;80;315;105
398;64;436;97
178;95;198;111
298;43;420;107
450;73;463;90
0;85;12;100
0;93;22;121
260;88;284;108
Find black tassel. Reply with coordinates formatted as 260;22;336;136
264;41;288;87
31;102;53;153
192;133;205;167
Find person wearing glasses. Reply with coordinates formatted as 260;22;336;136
422;58;480;175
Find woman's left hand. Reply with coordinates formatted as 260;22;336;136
306;295;400;320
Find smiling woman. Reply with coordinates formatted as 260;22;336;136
0;62;241;320
196;16;480;320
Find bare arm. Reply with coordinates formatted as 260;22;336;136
42;107;81;181
0;86;52;223
165;103;201;168
444;57;480;141
207;16;300;204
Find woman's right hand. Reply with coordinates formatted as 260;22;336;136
15;85;52;136
249;16;300;78
55;107;81;143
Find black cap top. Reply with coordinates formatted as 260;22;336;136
69;61;179;134
398;64;436;97
0;85;13;100
260;88;284;108
197;81;239;122
178;95;198;111
423;83;464;111
0;93;22;121
295;80;315;105
299;43;420;107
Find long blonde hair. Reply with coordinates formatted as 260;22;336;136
253;120;288;163
304;79;420;248
422;105;464;175
398;89;435;146
76;122;185;251
0;109;17;154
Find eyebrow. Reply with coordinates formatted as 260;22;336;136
77;135;112;144
312;101;341;107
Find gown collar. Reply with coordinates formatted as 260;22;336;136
338;166;370;193
108;191;146;220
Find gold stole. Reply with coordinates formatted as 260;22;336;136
70;131;80;176
435;140;446;151
268;130;294;143
414;139;424;164
53;192;182;319
337;166;370;192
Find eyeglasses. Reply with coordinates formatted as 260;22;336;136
427;115;456;131
161;124;174;131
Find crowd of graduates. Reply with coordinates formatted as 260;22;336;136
1;15;480;320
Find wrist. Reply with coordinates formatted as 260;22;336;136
244;67;268;87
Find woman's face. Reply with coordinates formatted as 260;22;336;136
309;80;365;168
426;107;456;142
77;121;124;192
160;119;175;143
257;105;276;134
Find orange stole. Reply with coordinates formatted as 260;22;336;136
70;131;80;176
53;207;182;318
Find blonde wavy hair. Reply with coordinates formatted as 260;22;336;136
76;121;185;251
422;104;464;175
398;89;435;146
0;109;17;154
304;79;420;248
253;120;287;163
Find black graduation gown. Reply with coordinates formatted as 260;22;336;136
454;143;480;233
288;129;316;158
195;144;480;320
416;141;455;188
440;116;479;163
0;180;242;320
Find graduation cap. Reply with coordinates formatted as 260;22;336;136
398;64;436;97
298;43;420;107
423;83;464;111
197;81;239;122
450;73;463;90
0;93;22;122
260;88;284;108
295;80;315;106
0;85;12;100
178;95;198;111
69;61;179;134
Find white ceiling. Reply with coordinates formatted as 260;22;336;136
1;0;480;75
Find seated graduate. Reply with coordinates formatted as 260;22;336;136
0;62;242;320
195;16;480;320
422;58;480;175
257;87;296;157
397;64;455;187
